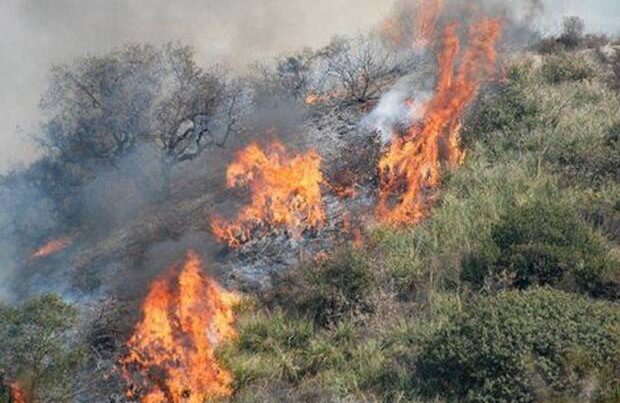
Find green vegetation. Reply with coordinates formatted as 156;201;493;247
417;289;620;402
224;42;620;402
0;295;84;403
2;23;620;403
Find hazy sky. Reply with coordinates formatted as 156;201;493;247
0;0;618;172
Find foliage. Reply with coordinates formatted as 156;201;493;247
416;288;620;402
0;294;84;402
266;247;375;327
462;196;619;298
541;54;596;84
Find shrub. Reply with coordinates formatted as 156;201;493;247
416;288;620;402
541;54;596;84
554;120;620;187
462;76;538;146
462;197;618;298
558;16;586;49
267;248;375;326
611;48;620;91
0;295;84;402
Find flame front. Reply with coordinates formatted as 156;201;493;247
212;142;326;247
30;237;72;259
121;252;239;403
377;17;502;225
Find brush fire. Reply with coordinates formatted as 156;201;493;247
121;252;239;403
0;0;543;401
120;5;502;398
377;2;502;224
211;142;326;247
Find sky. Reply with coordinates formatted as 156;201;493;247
0;0;618;172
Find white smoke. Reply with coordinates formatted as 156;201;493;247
362;74;432;144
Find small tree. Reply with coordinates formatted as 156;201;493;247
325;36;404;104
559;16;585;49
38;43;234;176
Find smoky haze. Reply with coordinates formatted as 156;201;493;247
0;0;395;171
0;0;619;172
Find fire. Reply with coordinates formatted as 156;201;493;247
304;91;339;105
304;92;322;105
30;237;72;259
414;0;445;48
121;252;239;403
8;381;27;403
377;18;502;225
380;17;405;45
211;142;326;247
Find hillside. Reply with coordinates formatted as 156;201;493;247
1;4;619;403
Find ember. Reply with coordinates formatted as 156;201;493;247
212;142;326;247
9;381;27;403
121;252;239;403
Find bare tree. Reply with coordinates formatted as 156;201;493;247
325;36;405;104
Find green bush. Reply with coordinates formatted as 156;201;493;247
463;66;539;147
0;295;84;402
542;54;596;84
267;248;375;326
462;197;618;298
416;288;620;402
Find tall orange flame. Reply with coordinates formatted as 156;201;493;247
211;142;326;247
377;19;502;225
121;252;239;403
30;237;72;259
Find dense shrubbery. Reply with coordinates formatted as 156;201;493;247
462;197;619;298
417;288;620;402
224;34;620;402
541;54;596;84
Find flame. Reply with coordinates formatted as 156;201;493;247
8;381;27;403
211;142;325;247
30;237;72;259
380;17;405;45
414;0;445;48
377;19;502;225
304;91;339;105
121;252;239;403
304;92;322;105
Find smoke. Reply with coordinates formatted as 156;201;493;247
362;76;432;144
363;0;550;143
0;0;395;172
1;0;619;302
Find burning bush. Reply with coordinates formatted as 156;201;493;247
377;17;503;224
211;142;326;247
121;252;239;403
